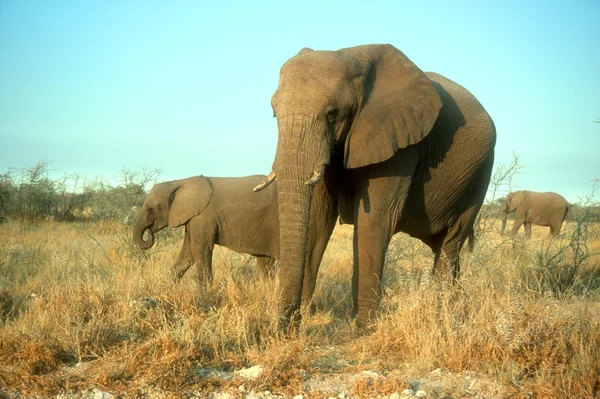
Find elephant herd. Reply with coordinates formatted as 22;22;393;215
133;44;568;328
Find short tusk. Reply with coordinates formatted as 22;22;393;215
253;171;277;192
304;165;325;186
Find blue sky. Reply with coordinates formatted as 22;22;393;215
0;1;599;202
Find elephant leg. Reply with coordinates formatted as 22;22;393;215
352;207;396;326
467;229;475;252
550;218;563;236
302;193;338;313
434;232;463;281
501;214;508;235
171;225;194;281
524;222;533;238
512;218;524;235
350;155;416;326
433;208;477;281
256;256;276;278
188;217;217;287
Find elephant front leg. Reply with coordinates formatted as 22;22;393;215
302;190;339;314
524;222;533;238
352;207;396;328
188;218;217;288
512;218;524;235
194;247;213;286
350;161;414;327
171;225;194;281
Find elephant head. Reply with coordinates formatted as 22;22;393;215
255;44;443;322
501;191;525;234
133;176;213;249
504;191;525;213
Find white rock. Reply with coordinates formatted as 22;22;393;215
415;390;427;398
389;393;400;399
339;394;346;399
235;365;263;379
293;395;304;399
401;389;414;396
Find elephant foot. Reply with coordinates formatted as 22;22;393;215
304;302;317;317
352;316;378;335
171;263;193;282
352;306;379;334
278;305;303;335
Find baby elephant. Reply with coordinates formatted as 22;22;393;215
501;190;569;238
133;175;337;294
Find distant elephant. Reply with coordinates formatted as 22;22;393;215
133;174;338;301
254;44;496;326
501;190;569;237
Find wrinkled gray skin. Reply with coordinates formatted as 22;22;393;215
255;44;496;327
133;175;338;301
501;190;569;237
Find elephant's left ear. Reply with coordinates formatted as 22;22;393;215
168;176;213;228
340;44;443;169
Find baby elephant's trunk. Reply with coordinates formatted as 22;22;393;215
133;217;155;249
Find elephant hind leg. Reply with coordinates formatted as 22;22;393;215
549;225;561;236
467;229;475;252
433;210;479;282
433;231;461;282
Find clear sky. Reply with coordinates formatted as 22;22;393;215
1;1;599;202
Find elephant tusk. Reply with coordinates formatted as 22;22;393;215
253;171;277;192
304;165;325;186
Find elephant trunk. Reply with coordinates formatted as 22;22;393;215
276;174;312;326
133;216;155;250
274;115;330;328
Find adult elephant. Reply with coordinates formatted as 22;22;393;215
501;190;569;237
134;174;338;299
254;44;496;326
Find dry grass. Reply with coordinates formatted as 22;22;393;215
1;219;599;398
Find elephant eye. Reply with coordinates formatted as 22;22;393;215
326;108;338;124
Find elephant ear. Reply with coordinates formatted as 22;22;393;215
340;44;443;169
168;176;213;228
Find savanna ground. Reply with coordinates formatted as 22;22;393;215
1;211;599;398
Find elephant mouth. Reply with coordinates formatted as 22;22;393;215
253;164;326;192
